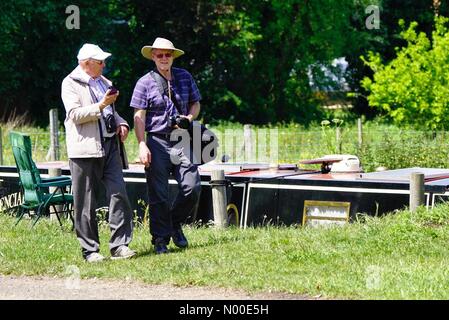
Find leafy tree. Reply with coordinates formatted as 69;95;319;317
206;0;361;124
347;0;449;117
0;0;112;124
361;16;449;129
4;0;445;127
105;0;222;123
0;0;381;126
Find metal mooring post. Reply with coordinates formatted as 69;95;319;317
48;167;62;219
410;172;425;212
210;169;228;228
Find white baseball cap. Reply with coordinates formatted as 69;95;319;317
77;43;111;61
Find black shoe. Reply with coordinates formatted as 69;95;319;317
172;228;188;248
154;238;168;254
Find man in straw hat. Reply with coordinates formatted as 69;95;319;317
61;43;136;262
130;37;202;254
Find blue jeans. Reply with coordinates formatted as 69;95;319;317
145;134;201;243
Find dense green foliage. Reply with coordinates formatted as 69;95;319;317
1;0;448;127
347;0;449;116
0;1;111;121
362;16;449;129
1;203;449;299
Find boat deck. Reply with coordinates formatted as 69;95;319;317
2;162;449;227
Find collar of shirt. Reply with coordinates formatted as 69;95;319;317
89;78;113;113
88;78;105;100
84;74;115;138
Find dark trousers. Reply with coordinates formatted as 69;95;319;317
145;134;201;243
69;138;133;258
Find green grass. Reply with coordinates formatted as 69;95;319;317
3;120;449;171
1;204;449;299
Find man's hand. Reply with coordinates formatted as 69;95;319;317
133;108;150;166
173;115;191;129
99;89;119;110
116;125;129;142
138;141;151;167
179;114;193;122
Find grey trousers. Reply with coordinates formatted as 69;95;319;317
145;134;201;243
69;138;133;258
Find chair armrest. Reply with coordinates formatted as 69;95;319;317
38;179;72;188
41;176;71;183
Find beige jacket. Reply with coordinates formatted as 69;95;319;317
61;65;128;158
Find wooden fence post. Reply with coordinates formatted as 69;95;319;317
410;172;425;213
243;124;254;162
336;126;342;154
357;118;363;150
49;109;59;161
211;169;228;228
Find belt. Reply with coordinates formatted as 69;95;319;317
149;132;173;140
103;134;116;141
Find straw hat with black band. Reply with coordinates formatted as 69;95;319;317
141;37;185;60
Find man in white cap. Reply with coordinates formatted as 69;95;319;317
61;43;135;262
130;37;202;254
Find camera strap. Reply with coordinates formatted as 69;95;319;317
87;84;105;142
149;71;218;165
88;82;128;169
149;70;183;115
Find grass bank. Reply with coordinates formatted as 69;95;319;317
1;204;449;299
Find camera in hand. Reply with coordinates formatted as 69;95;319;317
169;115;190;129
108;86;118;95
104;113;117;133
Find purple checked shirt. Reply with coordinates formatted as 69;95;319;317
130;67;201;134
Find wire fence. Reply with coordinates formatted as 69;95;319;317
1;123;449;172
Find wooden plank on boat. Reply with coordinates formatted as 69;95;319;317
299;156;343;165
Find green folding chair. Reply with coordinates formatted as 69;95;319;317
9;131;74;228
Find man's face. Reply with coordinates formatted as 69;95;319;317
152;49;174;72
87;59;105;78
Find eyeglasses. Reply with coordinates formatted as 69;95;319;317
91;59;105;65
154;53;172;59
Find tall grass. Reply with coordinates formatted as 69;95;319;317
1;203;449;299
1;120;449;172
0;124;67;166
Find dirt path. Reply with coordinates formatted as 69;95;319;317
0;275;310;300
